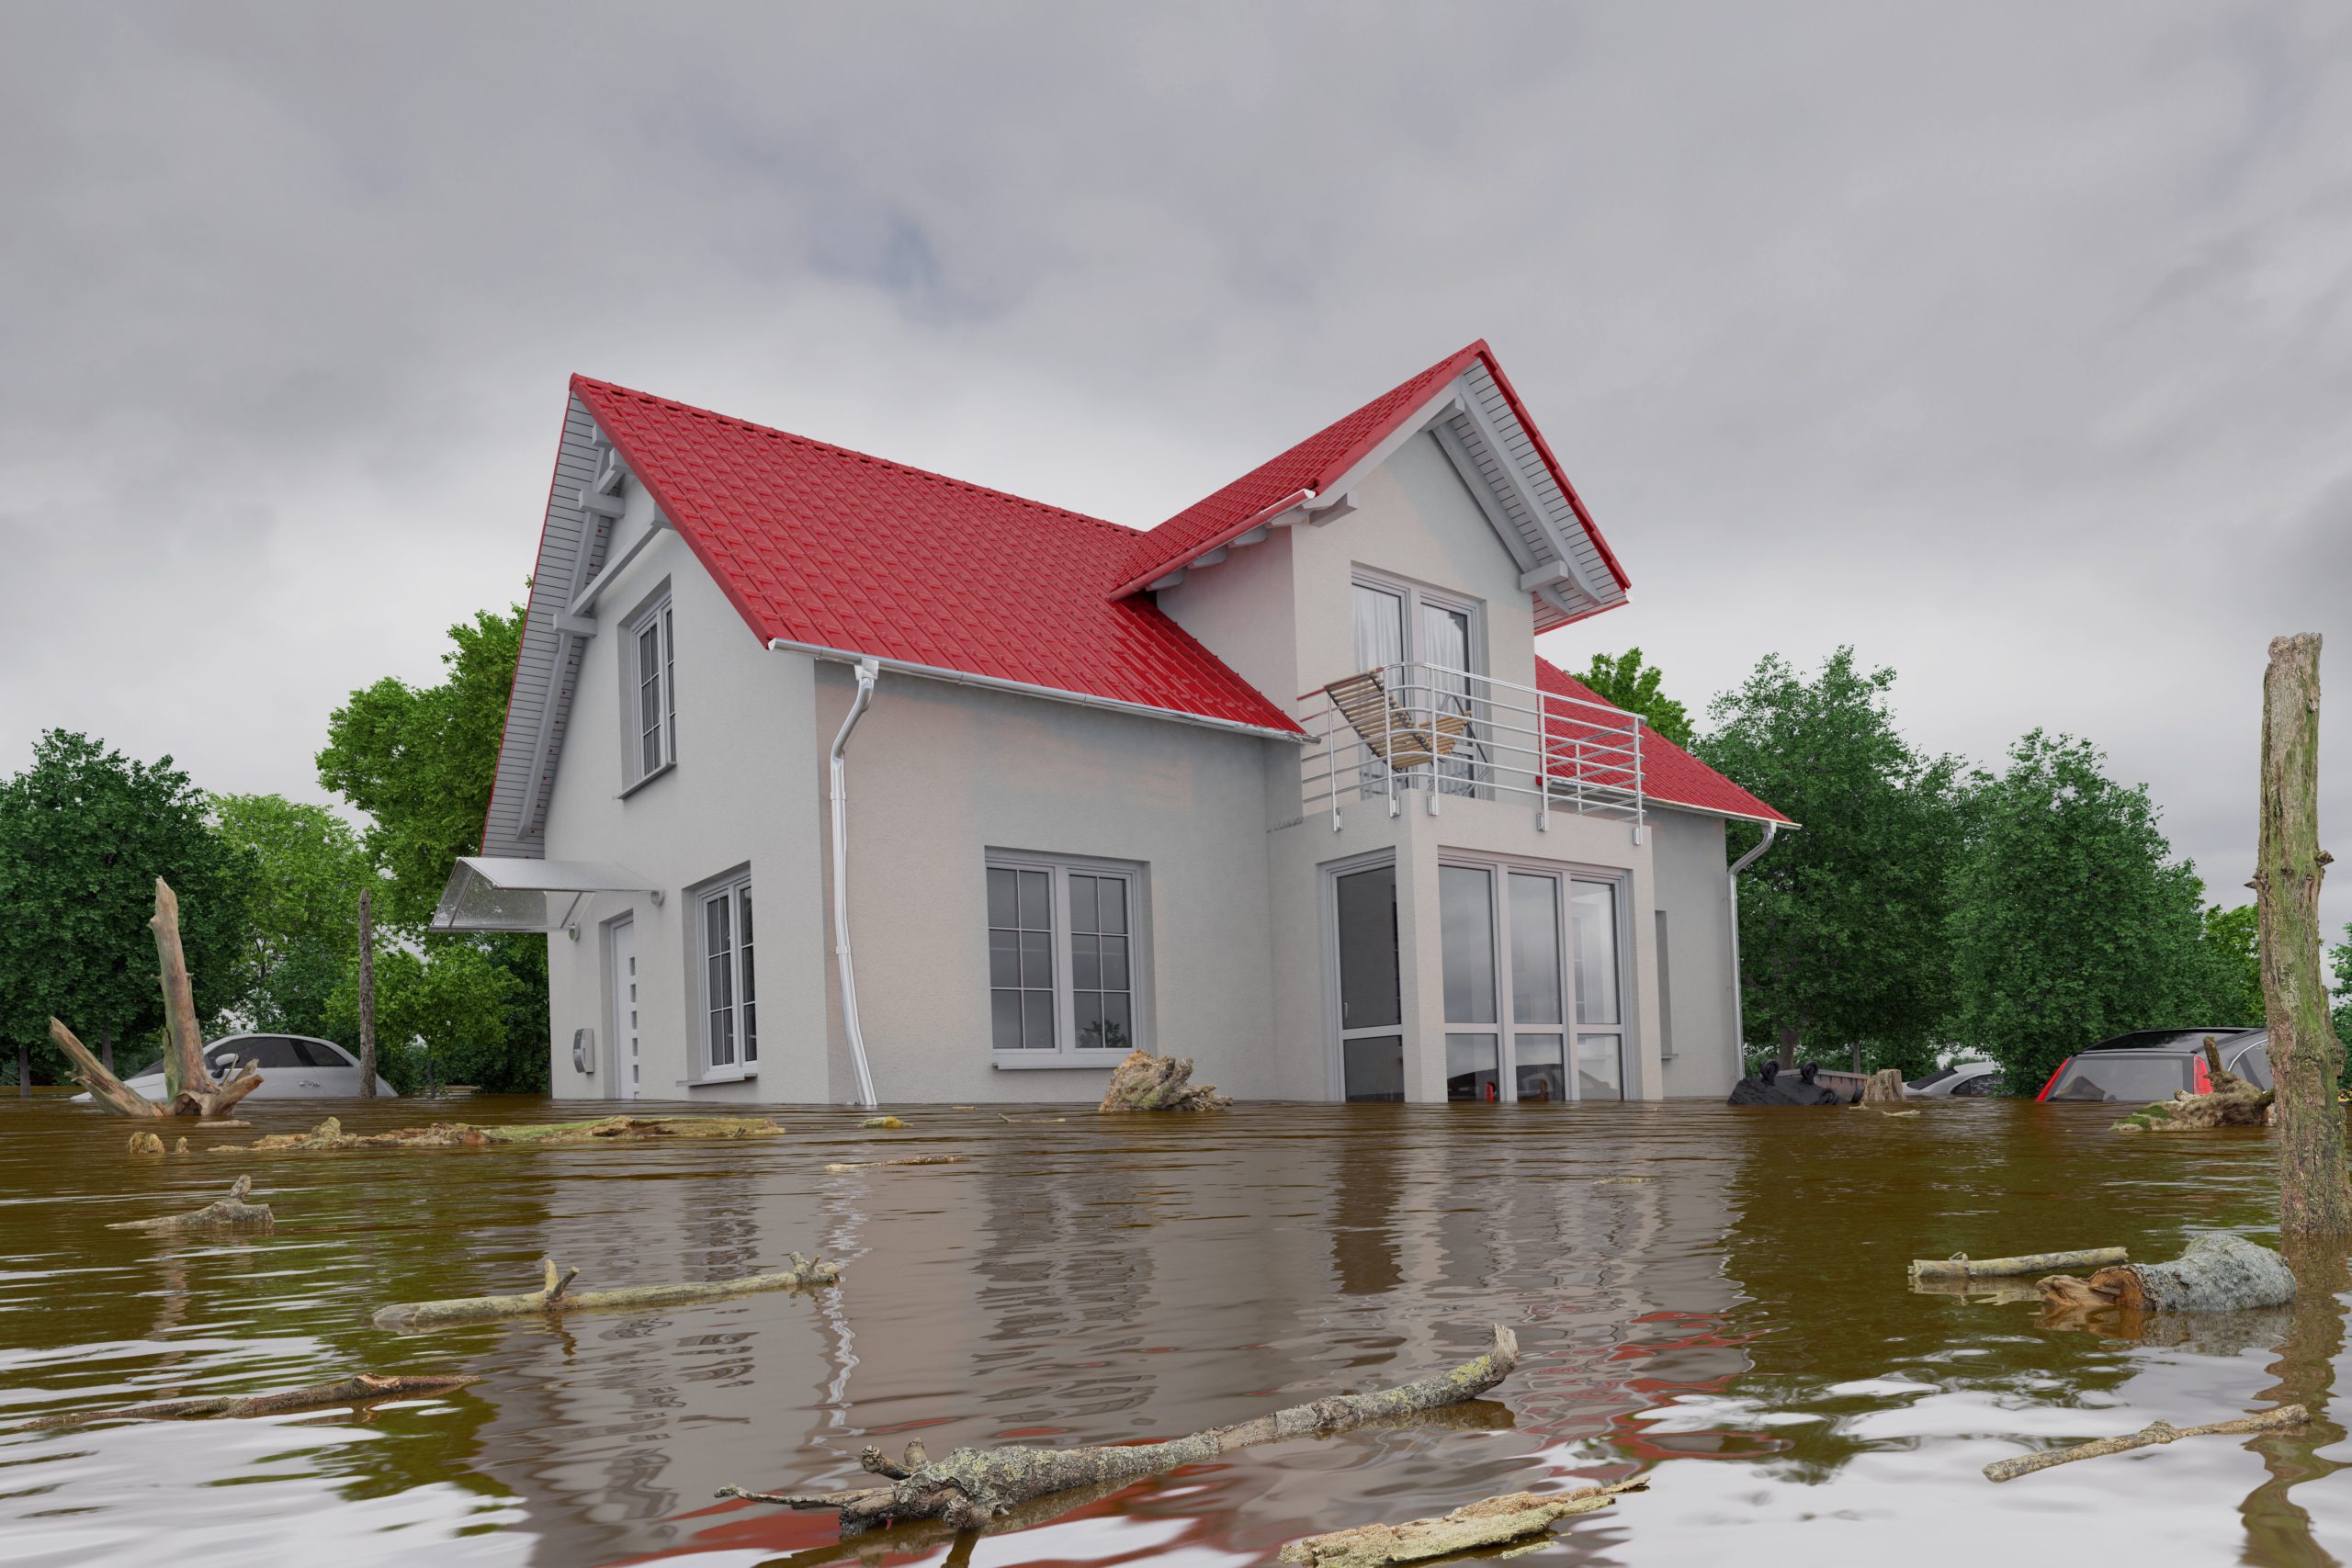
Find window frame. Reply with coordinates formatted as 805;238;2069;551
692;869;757;1083
1351;569;1487;797
1433;853;1634;1102
985;852;1148;1069
621;589;677;794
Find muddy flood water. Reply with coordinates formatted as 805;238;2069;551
2;1094;2347;1568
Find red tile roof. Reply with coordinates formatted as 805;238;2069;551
571;376;1303;736
1536;660;1794;825
1111;340;1634;603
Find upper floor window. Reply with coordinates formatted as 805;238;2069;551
625;594;675;787
988;854;1144;1062
1352;572;1483;795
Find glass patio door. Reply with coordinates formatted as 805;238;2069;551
1334;863;1404;1101
1419;601;1478;795
1571;880;1624;1099
1439;863;1572;1102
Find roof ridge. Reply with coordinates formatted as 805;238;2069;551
570;374;1142;538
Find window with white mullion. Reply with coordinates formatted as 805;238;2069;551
699;874;756;1076
627;593;677;786
989;857;1142;1060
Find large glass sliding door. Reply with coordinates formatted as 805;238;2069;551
1436;861;1625;1102
1334;863;1404;1101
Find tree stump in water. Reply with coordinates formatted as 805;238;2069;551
1860;1068;1906;1104
1098;1050;1229;1111
2039;1234;2297;1324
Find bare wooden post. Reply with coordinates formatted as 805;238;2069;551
2256;634;2351;1236
100;1029;114;1075
356;890;378;1099
151;880;209;1104
14;1043;25;1098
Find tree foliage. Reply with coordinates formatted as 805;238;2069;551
1946;731;2211;1092
316;601;548;1093
0;732;253;1080
325;941;519;1094
209;793;373;1040
1577;648;1695;750
317;605;522;930
2191;902;2265;1029
1701;649;1962;1075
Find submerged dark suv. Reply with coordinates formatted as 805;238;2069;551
2034;1028;2270;1103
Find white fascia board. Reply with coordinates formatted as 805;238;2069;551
765;637;1307;743
1450;389;1610;604
1307;382;1470;510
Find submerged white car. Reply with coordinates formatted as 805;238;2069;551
78;1033;398;1100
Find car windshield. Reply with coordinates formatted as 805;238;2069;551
1907;1066;1961;1090
2047;1054;2192;1102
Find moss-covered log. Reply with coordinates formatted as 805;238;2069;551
720;1323;1520;1534
211;1114;785;1153
1277;1481;1645;1566
21;1372;479;1430
2038;1234;2297;1317
374;1252;840;1331
107;1175;274;1232
1098;1050;1229;1111
1983;1404;2307;1483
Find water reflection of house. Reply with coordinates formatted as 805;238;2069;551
441;344;1790;1109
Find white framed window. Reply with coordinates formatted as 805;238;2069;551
1434;854;1630;1102
987;854;1146;1064
624;593;676;788
695;872;755;1077
1351;570;1485;795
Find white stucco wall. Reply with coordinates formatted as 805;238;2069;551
539;524;829;1105
1648;807;1741;1098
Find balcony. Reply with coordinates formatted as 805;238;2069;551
1299;662;1645;829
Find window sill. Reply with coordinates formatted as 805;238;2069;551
619;761;676;801
991;1054;1125;1070
685;1066;758;1087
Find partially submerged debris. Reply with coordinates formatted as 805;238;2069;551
1983;1404;2307;1483
374;1252;840;1331
720;1323;1521;1534
211;1114;784;1153
860;1115;903;1129
2038;1234;2296;1317
1727;1060;1846;1106
1910;1247;2127;1280
128;1132;164;1156
1098;1049;1230;1111
2113;1040;2274;1133
107;1175;273;1232
823;1154;967;1172
1860;1068;1907;1104
1278;1481;1646;1566
21;1372;479;1430
1881;1109;1922;1118
51;882;264;1119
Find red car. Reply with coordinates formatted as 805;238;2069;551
2035;1028;2270;1103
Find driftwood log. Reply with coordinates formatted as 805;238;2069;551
2038;1234;2297;1318
21;1372;480;1430
1910;1247;2127;1280
1984;1404;2308;1483
50;884;265;1119
2112;1040;2275;1133
107;1175;274;1232
374;1252;841;1330
823;1154;967;1172
1098;1049;1230;1111
210;1114;784;1153
720;1323;1520;1534
1278;1480;1645;1566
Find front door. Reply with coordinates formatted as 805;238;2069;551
607;918;640;1101
1333;863;1404;1100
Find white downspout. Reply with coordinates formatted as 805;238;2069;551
829;659;882;1108
1725;821;1778;1077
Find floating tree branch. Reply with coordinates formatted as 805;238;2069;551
1908;1247;2127;1280
22;1373;480;1430
209;1113;785;1153
720;1324;1520;1534
374;1252;841;1331
1984;1404;2307;1482
107;1175;274;1233
1279;1480;1646;1566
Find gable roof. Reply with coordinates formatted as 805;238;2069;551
1110;342;1633;625
571;376;1301;738
1534;658;1794;826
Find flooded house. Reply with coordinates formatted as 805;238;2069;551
435;342;1792;1105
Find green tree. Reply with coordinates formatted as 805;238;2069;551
2191;902;2265;1028
317;604;522;930
209;793;374;1041
1947;730;2211;1093
0;732;253;1082
2331;924;2352;1089
1700;649;1962;1076
325;942;519;1094
317;601;549;1093
1578;648;1696;750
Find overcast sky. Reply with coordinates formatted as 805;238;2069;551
5;3;2348;937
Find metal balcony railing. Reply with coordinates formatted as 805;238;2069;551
1299;662;1645;830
